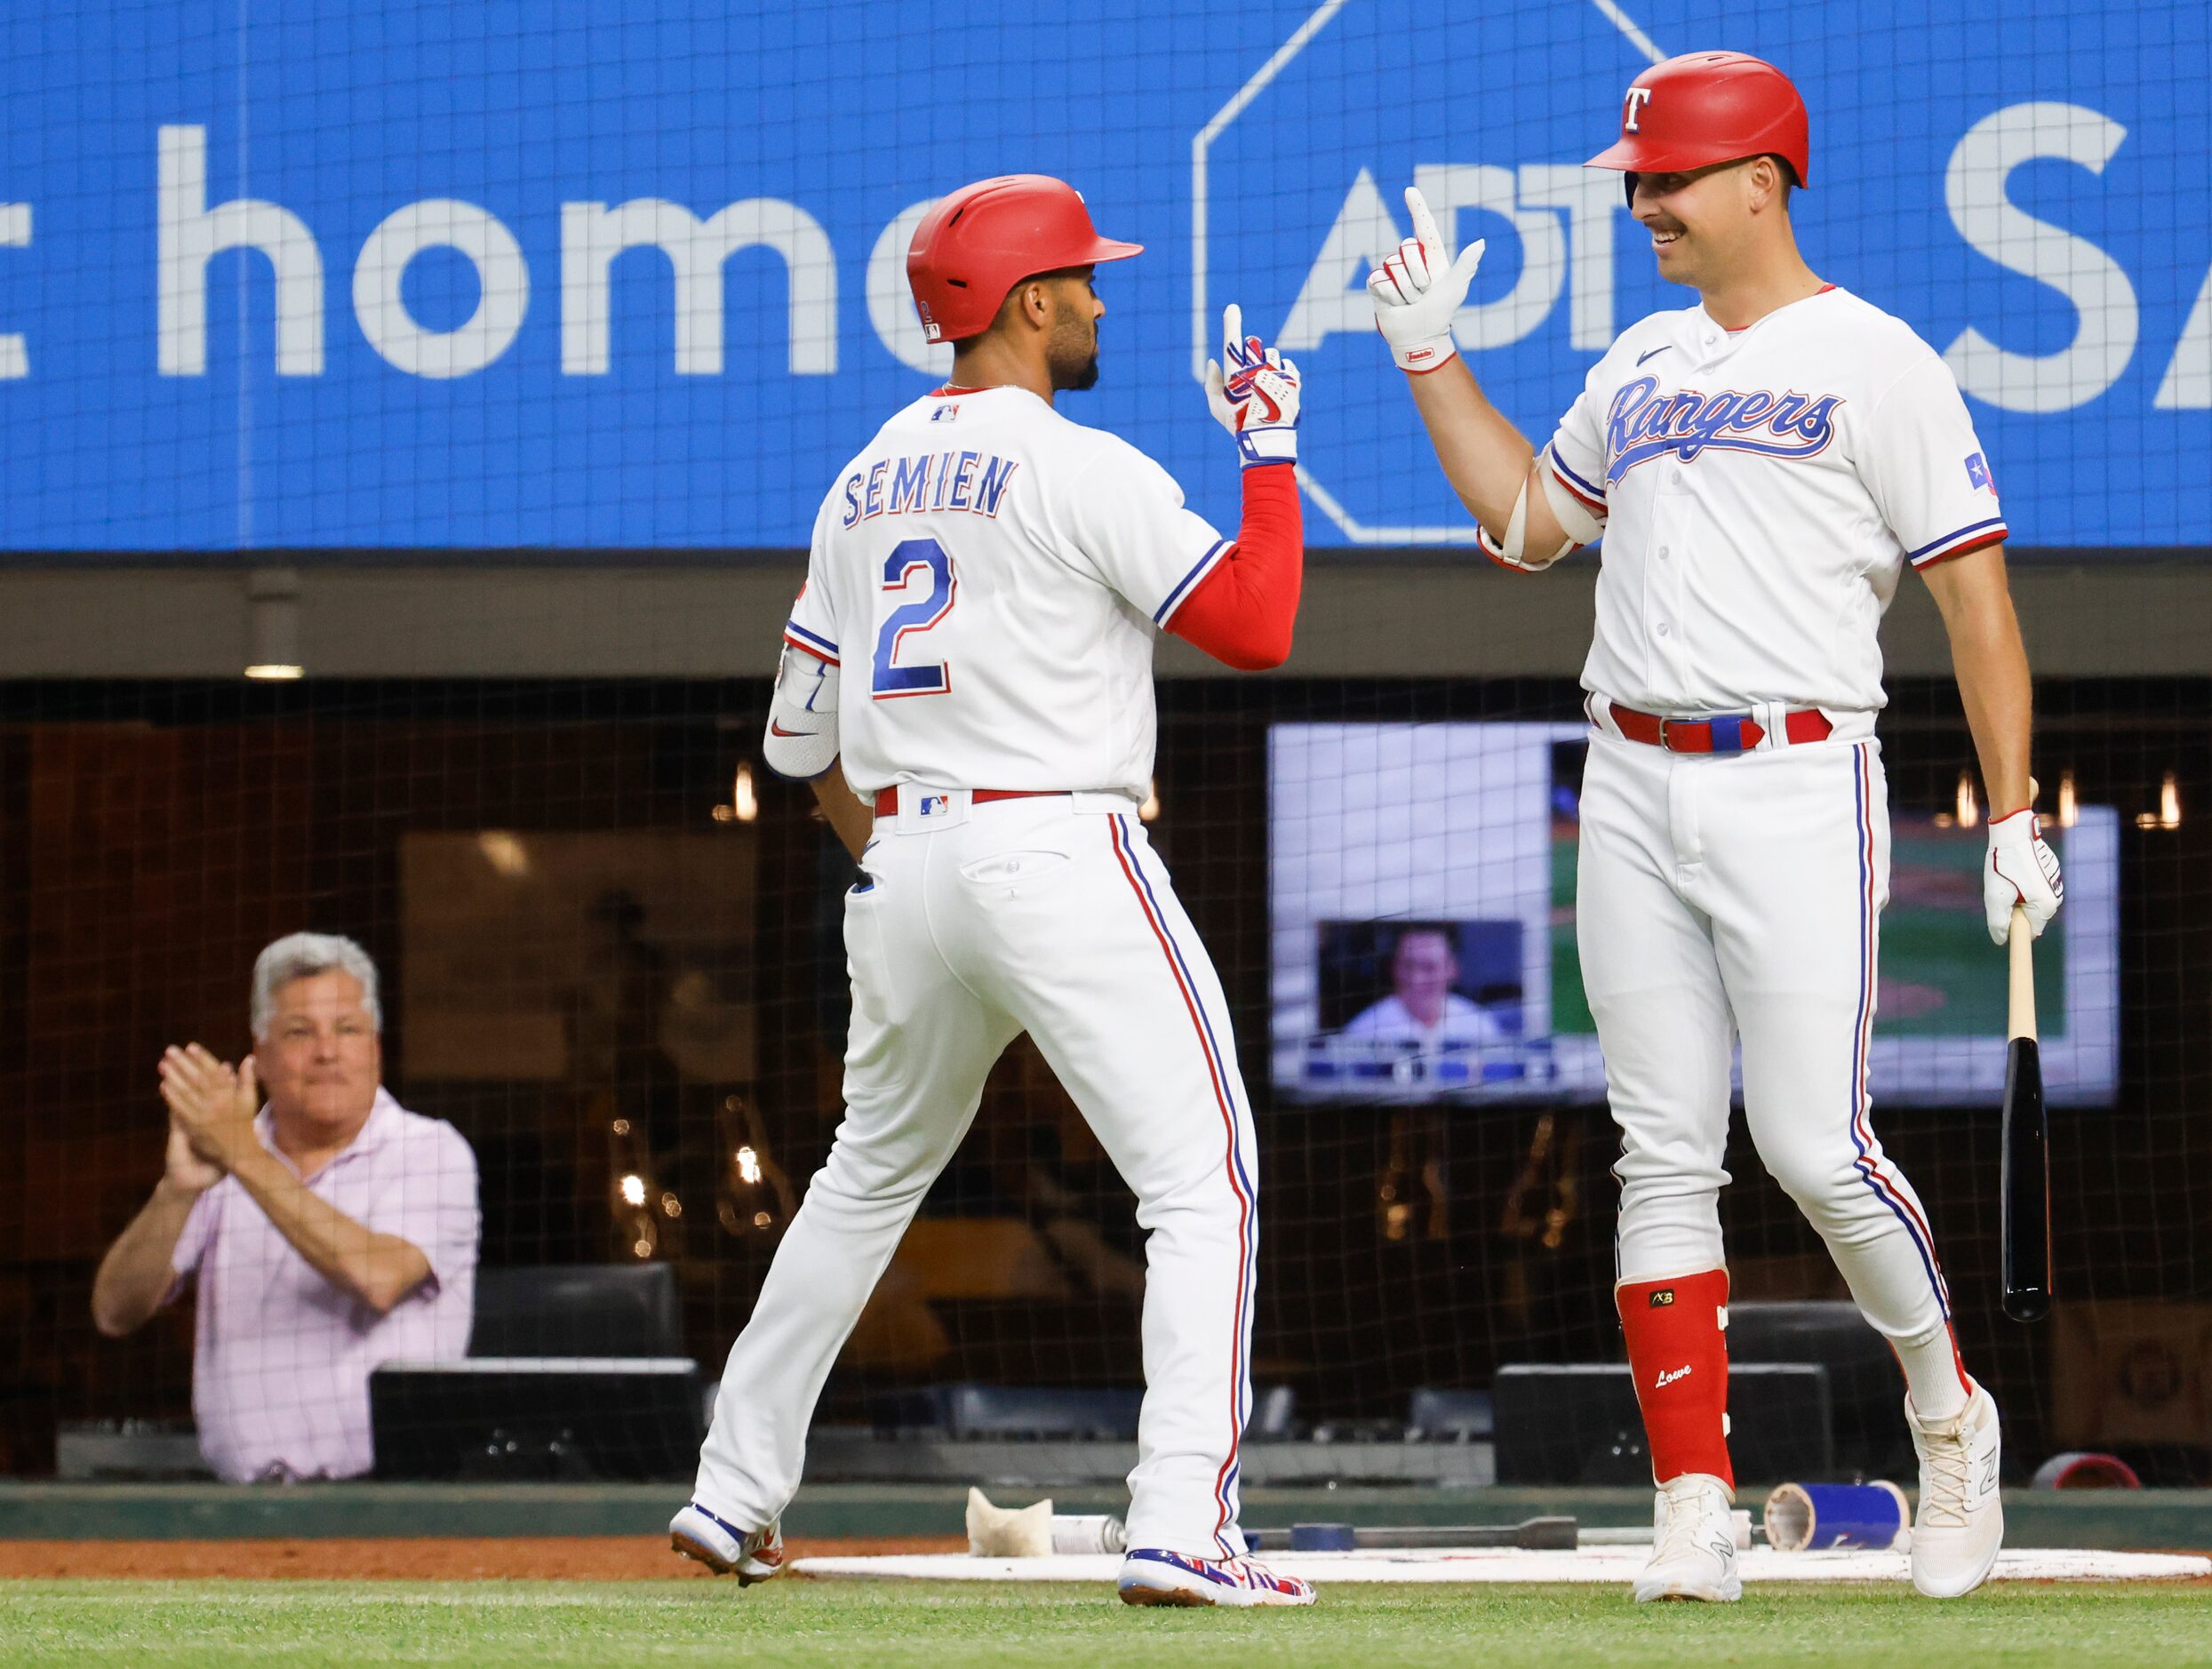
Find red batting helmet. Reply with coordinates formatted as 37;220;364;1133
1585;52;1809;204
906;174;1143;345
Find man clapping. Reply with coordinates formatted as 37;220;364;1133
92;933;479;1482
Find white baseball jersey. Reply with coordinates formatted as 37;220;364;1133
1544;285;2007;715
782;384;1227;800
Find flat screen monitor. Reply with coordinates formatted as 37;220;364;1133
1269;723;2118;1107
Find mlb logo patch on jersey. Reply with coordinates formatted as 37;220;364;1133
918;794;953;819
930;403;961;424
1965;451;1994;493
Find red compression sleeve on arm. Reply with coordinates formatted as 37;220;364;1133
1164;462;1303;671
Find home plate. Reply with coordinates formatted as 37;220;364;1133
793;1547;2212;1585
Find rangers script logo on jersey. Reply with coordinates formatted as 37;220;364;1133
1605;378;1843;478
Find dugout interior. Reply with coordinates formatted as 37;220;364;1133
2;558;2208;1487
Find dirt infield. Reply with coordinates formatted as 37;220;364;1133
0;1536;966;1580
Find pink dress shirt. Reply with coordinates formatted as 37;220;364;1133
168;1089;479;1482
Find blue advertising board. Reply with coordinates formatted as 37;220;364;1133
0;1;2205;553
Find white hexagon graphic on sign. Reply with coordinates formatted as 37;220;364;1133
1191;0;1667;544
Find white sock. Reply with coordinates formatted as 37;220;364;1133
1896;1322;1970;1422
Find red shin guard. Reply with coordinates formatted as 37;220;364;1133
1617;1268;1733;1490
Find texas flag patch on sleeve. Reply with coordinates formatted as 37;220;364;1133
1965;451;1995;493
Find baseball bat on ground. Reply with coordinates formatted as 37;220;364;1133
2000;897;2052;1322
1246;1517;1578;1552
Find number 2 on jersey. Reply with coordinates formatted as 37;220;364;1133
872;537;957;699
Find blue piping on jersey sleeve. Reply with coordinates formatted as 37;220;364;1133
1906;516;2007;566
1546;446;1607;507
783;619;841;662
1152;539;1232;627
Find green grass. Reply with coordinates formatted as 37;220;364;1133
5;1579;2211;1667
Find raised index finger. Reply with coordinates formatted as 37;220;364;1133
1405;187;1447;261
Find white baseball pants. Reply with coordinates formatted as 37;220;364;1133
693;792;1260;1557
1577;731;1953;1346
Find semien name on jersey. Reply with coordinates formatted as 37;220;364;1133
840;450;1020;527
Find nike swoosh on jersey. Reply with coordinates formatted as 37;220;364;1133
769;721;819;737
1636;345;1672;366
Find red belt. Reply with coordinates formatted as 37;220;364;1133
873;787;1065;817
1609;702;1833;755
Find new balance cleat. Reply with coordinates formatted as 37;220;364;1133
1117;1546;1316;1607
1907;1381;2003;1598
669;1501;786;1585
1633;1473;1741;1603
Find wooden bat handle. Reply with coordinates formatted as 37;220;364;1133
2008;902;2037;1042
2005;774;2042;1043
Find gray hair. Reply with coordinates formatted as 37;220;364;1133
251;932;383;1040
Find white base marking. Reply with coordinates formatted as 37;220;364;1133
793;1546;2212;1585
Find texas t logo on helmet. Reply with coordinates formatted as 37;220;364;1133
1587;51;1809;204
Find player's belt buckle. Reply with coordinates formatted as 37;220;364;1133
1659;713;1753;755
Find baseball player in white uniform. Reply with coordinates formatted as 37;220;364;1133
1369;53;2064;1601
669;174;1316;1607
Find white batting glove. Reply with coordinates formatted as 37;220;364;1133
1203;302;1301;467
1985;806;2064;943
1368;187;1486;373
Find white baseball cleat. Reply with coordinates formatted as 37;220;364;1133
1633;1473;1742;1603
1118;1546;1317;1607
1907;1380;2004;1597
669;1501;787;1585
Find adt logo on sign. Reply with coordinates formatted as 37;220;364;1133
1194;1;1667;545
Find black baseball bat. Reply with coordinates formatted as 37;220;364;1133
1247;1517;1579;1552
2001;899;2052;1322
